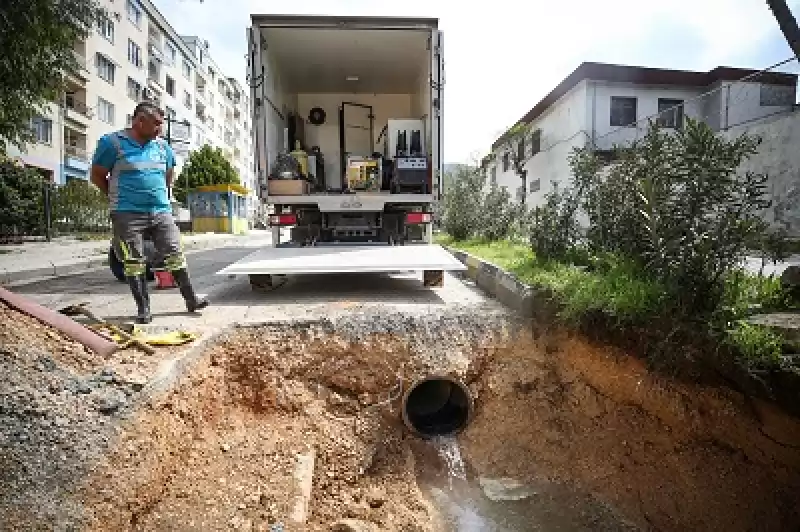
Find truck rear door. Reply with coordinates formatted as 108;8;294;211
430;29;444;201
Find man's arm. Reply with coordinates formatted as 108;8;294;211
90;136;116;195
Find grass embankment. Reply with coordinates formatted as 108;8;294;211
436;234;794;369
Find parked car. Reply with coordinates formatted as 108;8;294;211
109;238;157;282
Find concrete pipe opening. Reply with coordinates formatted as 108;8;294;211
401;376;473;438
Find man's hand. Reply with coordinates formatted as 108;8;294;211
90;165;110;196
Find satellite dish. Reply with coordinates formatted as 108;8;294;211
308;107;326;125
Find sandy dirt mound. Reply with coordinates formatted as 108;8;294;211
78;323;457;531
462;328;800;532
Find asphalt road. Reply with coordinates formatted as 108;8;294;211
9;242;497;334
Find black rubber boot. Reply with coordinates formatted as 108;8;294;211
126;274;152;324
171;268;209;313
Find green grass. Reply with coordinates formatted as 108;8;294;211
438;235;665;322
440;235;795;367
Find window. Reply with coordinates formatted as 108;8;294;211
530;178;541;193
530;129;541;156
165;75;175;96
517;138;525;162
208;67;215;81
657;98;684;129
182;59;192;79
98;97;115;125
490;165;497;185
165;41;177;63
183;91;192;109
502;152;510;172
126;0;142;27
95;53;115;84
127;77;142;100
127;39;142;68
97;16;115;42
126;115;133;127
31;117;53;144
208;117;214;129
610;96;637;127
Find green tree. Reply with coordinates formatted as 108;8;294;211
0;156;46;237
439;164;486;241
174;145;240;204
0;0;99;153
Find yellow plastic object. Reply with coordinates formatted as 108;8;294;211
290;141;309;177
94;324;198;347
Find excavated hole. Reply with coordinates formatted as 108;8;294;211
76;318;800;532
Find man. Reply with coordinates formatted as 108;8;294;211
90;102;208;324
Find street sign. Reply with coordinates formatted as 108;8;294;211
169;121;191;142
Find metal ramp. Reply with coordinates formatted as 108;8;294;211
216;244;466;276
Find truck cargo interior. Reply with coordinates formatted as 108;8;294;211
253;24;435;191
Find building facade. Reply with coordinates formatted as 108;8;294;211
486;62;798;209
8;0;256;219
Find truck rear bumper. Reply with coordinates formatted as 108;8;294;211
216;243;465;276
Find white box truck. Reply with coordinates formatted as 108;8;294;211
218;14;465;289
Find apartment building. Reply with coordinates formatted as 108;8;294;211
9;0;256;220
485;62;798;208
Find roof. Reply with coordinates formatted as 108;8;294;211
491;62;799;151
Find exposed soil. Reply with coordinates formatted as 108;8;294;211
4;298;800;531
462;328;800;531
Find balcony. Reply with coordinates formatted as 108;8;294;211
64;132;90;173
147;61;164;92
64;93;91;126
66;51;89;85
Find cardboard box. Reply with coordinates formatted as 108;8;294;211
268;179;310;196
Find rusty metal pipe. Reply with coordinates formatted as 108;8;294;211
0;286;119;358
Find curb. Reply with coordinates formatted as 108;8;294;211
445;247;536;317
0;236;250;285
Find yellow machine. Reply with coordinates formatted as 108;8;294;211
346;157;381;191
290;141;309;177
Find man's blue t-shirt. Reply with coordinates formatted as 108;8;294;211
92;131;176;214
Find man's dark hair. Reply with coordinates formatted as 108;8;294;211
133;101;164;119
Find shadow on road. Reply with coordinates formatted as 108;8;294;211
207;272;446;306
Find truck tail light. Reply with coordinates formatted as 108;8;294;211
405;212;432;225
269;213;297;226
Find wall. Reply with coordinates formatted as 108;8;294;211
490;82;590;206
294;93;413;188
722;111;800;237
589;82;705;151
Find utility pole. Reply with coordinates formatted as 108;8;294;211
163;115;191;203
767;0;800;59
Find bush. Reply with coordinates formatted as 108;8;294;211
439;164;486;241
0;156;46;237
569;118;783;320
51;179;109;233
479;182;521;241
175;145;240;204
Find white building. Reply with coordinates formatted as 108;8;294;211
8;0;256;219
485;62;799;208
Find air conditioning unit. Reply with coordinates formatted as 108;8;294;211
113;12;121;21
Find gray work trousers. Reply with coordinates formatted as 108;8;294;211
111;211;185;277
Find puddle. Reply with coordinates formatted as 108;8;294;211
416;437;639;531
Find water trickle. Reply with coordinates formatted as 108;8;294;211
431;435;467;488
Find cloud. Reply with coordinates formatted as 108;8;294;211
152;0;799;163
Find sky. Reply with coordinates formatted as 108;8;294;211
151;0;800;164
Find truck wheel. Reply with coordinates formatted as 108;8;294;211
423;270;444;288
